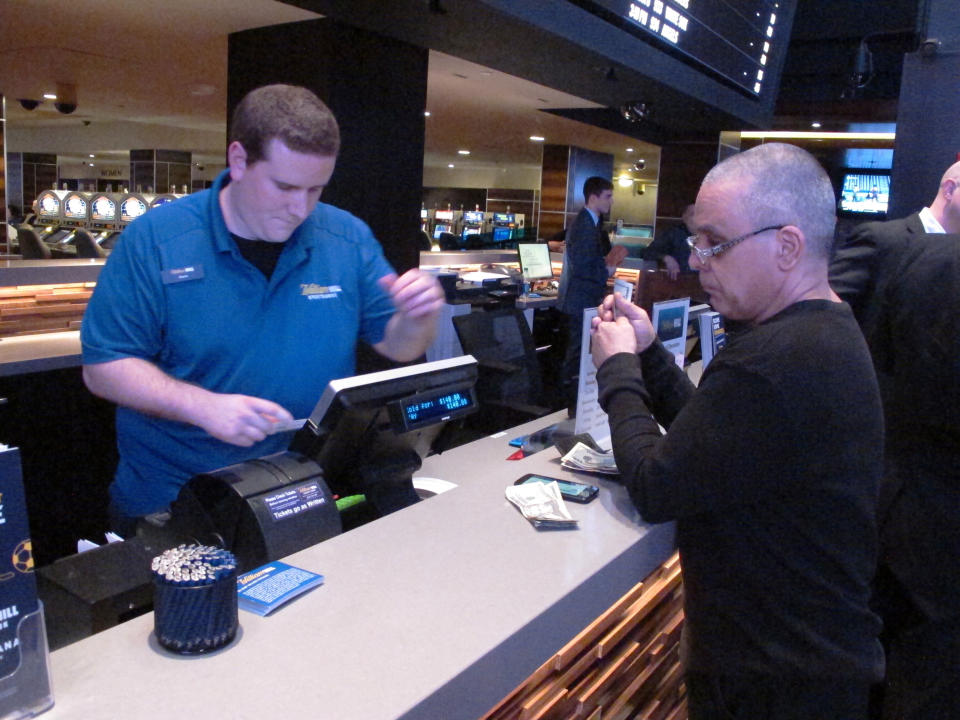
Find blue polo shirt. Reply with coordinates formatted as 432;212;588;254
82;170;396;516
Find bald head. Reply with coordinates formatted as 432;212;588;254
701;143;837;261
929;160;960;234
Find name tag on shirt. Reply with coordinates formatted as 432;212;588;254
161;264;205;284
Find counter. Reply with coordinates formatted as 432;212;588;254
0;258;104;287
0;331;81;377
45;411;675;719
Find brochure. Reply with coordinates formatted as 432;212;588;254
236;561;324;616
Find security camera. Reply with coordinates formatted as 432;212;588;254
920;38;941;57
82;120;91;126
54;102;77;115
18;99;40;111
633;158;646;171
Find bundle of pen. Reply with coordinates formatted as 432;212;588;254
151;544;239;654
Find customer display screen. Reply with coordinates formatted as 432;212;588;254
396;389;475;432
571;0;785;96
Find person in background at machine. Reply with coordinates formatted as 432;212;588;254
556;176;628;409
590;143;884;719
81;84;444;534
640;203;694;280
830;159;960;720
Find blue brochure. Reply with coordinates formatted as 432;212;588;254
236;561;324;616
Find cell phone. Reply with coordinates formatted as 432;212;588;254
514;473;599;504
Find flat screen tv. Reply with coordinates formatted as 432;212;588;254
839;172;890;216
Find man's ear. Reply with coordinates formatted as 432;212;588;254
227;141;248;181
775;225;804;270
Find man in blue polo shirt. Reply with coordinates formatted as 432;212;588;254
82;84;444;532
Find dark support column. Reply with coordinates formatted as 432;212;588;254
538;144;613;239
887;0;960;218
228;19;428;274
654;141;718;223
129;150;192;195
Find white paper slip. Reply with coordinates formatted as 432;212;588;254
268;418;307;434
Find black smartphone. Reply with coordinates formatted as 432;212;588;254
514;473;599;504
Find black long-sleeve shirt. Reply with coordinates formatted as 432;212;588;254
597;300;885;681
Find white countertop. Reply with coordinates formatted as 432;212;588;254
44;411;675;719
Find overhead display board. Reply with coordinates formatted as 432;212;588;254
571;0;785;96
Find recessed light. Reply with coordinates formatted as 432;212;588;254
617;175;634;188
43;93;57;100
424;111;431;117
458;150;470;155
89;154;95;158
626;148;634;153
529;136;545;142
448;164;455;168
810;121;821;128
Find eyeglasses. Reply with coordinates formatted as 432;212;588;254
686;225;785;266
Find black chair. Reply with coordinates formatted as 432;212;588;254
16;226;52;259
438;232;461;251
417;230;432;252
452;308;552;432
74;228;107;258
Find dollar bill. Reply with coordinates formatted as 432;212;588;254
505;482;578;528
560;442;619;475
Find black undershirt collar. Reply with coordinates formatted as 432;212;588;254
231;234;286;279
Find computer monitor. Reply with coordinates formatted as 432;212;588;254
433;223;451;239
493;226;512;243
517;243;554;281
289;356;478;512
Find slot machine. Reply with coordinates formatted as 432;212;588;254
34;189;66;241
89;193;121;249
431;209;455;242
461;210;485;239
117;192;149;231
491;213;516;245
56;191;93;254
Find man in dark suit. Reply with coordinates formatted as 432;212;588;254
557;176;627;407
830;160;960;720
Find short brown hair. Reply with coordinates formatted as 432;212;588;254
229;84;340;164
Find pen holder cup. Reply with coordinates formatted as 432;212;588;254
153;569;238;655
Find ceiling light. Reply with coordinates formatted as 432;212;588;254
43;93;57;100
458;150;470;155
448;164;455;168
89;154;95;158
740;130;895;140
626;148;634;153
617;175;634;188
424;111;431;117
811;122;821;128
529;135;545;142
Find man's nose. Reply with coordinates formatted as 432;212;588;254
288;191;311;220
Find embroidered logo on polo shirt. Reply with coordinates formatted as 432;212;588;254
300;283;342;300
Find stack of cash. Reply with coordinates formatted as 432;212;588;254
560;442;619;475
505;481;578;529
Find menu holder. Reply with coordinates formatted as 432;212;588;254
0;603;54;717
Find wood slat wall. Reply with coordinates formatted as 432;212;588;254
0;283;94;337
483;552;686;720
